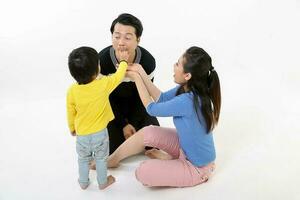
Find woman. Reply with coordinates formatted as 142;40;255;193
108;46;221;187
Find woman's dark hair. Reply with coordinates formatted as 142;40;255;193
176;46;221;133
68;47;99;84
110;13;143;38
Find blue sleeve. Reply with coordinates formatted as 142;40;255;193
147;93;192;117
157;86;180;103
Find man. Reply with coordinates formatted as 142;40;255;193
99;13;159;154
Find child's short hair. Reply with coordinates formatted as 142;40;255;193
68;47;99;84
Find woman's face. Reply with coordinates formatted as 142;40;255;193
173;55;190;85
112;23;139;56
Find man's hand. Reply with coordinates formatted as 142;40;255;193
122;124;136;140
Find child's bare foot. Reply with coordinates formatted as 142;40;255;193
145;149;173;160
89;160;96;170
79;182;89;190
107;156;120;168
99;175;115;190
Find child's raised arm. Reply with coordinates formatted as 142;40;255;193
105;49;129;93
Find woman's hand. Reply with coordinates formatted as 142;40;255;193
127;64;154;108
127;63;145;76
125;70;140;81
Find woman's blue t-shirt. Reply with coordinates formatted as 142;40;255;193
146;86;216;167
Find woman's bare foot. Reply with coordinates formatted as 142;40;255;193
99;175;115;190
89;160;96;170
145;149;173;160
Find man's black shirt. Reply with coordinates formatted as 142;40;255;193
99;45;156;129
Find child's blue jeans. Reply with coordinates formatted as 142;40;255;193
76;128;109;186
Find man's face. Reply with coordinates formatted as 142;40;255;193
112;23;139;55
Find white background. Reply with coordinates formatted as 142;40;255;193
0;0;300;199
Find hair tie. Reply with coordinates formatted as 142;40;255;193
208;66;215;77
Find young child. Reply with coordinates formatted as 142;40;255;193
108;46;221;187
67;46;128;190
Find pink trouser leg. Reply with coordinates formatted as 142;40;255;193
143;126;180;158
108;125;177;166
135;126;215;187
135;152;215;187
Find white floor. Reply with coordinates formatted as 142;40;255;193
1;84;299;200
1;0;300;199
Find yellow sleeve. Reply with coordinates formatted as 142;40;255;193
106;61;128;93
66;87;76;132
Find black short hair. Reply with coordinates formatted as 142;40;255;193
110;13;143;38
68;47;99;84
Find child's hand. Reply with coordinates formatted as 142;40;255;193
71;131;76;136
117;47;129;62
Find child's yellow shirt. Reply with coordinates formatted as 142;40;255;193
66;61;128;135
